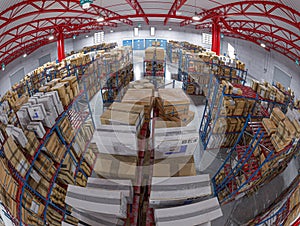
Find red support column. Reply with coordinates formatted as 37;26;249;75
211;18;221;55
57;32;65;62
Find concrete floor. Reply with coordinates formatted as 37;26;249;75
89;50;300;225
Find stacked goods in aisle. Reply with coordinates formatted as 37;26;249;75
251;80;293;111
100;46;134;104
0;74;97;225
181;52;247;96
153;156;197;177
0;158;19;224
97;102;145;156
65;178;133;225
149;175;212;208
128;79;155;91
154;88;198;159
199;74;292;150
9;42;117;98
122;89;154;123
94;154;138;180
144;47;166;77
212;107;300;203
154;197;223;225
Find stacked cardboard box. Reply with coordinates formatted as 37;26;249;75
65;184;130;223
268;107;298;152
0;158;19;220
75;171;87;187
122;89;153;123
153;156;196;177
22;207;44;226
22;189;45;219
154;126;199;159
157;88;191;120
155;89;195;128
45;132;66;163
59;116;75;144
83;143;97;168
50;183;67;207
262;118;277;136
34;152;56;181
57;153;76;185
46;206;63;226
94;153;137;180
3;137;29;177
150;175;212;208
97;102;145;156
17;90;64;136
154;197;222;226
63;215;79;226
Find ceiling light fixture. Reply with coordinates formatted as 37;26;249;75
168;27;172;31
80;0;93;9
48;34;54;40
192;0;200;21
86;35;89;38
97;16;105;22
110;29;114;33
1;63;5;71
192;13;200;21
23;53;27;58
260;43;266;48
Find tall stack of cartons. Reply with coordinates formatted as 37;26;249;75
65;182;133;225
122;89;154;123
269;107;298;152
153;88;198;159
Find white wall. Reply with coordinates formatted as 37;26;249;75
73;30;211;51
0;30;299;98
0;39;74;96
221;37;300;96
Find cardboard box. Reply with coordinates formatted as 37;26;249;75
262;118;277;136
150;175;211;208
27;121;46;138
28;104;47;121
153;156;196;177
66;185;128;219
154;126;199;159
94;153;137;180
154;198;222;225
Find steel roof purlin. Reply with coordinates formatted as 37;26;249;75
0;0;299;66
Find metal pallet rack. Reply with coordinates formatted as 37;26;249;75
100;50;133;104
1;87;95;225
211;117;299;204
199;74;286;150
179;52;248;96
143;58;166;78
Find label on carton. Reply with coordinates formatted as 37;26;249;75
30;200;39;214
30;169;42;183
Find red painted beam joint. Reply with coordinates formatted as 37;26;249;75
57;32;65;62
211;18;221;55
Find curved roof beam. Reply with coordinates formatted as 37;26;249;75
0;23;105;65
125;0;149;24
0;17;116;44
221;18;299;61
0;0;133;29
164;0;188;25
180;1;300;28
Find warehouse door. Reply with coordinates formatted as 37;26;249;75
272;66;292;89
10;68;25;86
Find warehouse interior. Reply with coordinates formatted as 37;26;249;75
0;1;299;226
